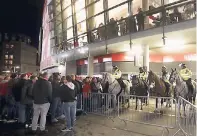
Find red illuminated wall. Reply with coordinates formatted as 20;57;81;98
77;52;196;65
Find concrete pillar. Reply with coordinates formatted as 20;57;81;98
87;55;94;76
143;45;149;71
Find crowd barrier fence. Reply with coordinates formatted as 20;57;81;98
76;93;196;136
173;96;196;136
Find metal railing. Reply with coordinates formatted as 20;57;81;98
80;93;117;119
51;0;196;54
173;96;196;136
76;93;196;136
117;95;177;136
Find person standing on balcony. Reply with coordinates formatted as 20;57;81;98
137;8;145;31
119;17;126;36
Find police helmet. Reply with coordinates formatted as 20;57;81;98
179;63;186;68
139;67;144;71
113;66;118;69
162;66;167;69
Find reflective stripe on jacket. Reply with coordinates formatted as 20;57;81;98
112;69;122;79
179;68;192;81
139;72;147;81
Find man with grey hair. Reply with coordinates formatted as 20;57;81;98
31;72;52;135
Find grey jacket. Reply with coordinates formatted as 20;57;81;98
32;78;52;104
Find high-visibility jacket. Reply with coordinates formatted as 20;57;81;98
179;68;192;81
139;72;148;81
112;68;122;79
161;72;171;85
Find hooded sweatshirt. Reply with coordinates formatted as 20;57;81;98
59;82;76;102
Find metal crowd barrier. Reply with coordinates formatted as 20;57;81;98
76;94;83;111
118;95;177;135
173;96;196;136
76;93;196;136
79;93;117;119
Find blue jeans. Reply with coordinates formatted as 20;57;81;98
63;102;76;129
51;97;63;120
18;103;33;124
18;103;26;123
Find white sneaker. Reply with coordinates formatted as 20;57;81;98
51;118;58;123
57;115;65;120
61;127;71;132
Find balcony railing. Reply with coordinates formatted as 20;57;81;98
51;0;196;55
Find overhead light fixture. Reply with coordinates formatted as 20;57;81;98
163;39;185;51
15;66;20;69
162;36;167;46
2;70;10;73
127;45;143;55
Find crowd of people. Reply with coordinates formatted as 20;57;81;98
0;63;194;135
0;72;102;135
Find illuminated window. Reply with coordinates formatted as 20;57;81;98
75;0;85;13
63;17;73;29
57;34;63;45
164;0;179;4
10;45;14;48
149;0;161;8
109;4;128;20
62;6;72;20
5;60;8;64
88;13;104;30
78;35;88;47
5;55;8;59
55;4;61;15
55;0;61;5
77;21;87;35
56;23;63;34
9;60;13;65
76;9;86;23
132;0;142;15
108;0;127;9
9;55;13;59
87;0;103;18
67;28;73;39
56;14;62;23
62;0;71;9
86;0;97;5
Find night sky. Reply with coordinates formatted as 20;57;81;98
0;0;45;47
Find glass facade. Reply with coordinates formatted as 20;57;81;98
48;0;196;55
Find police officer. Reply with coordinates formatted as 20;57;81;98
162;66;171;96
139;67;147;81
179;63;192;81
112;66;125;89
112;66;122;80
179;63;193;93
